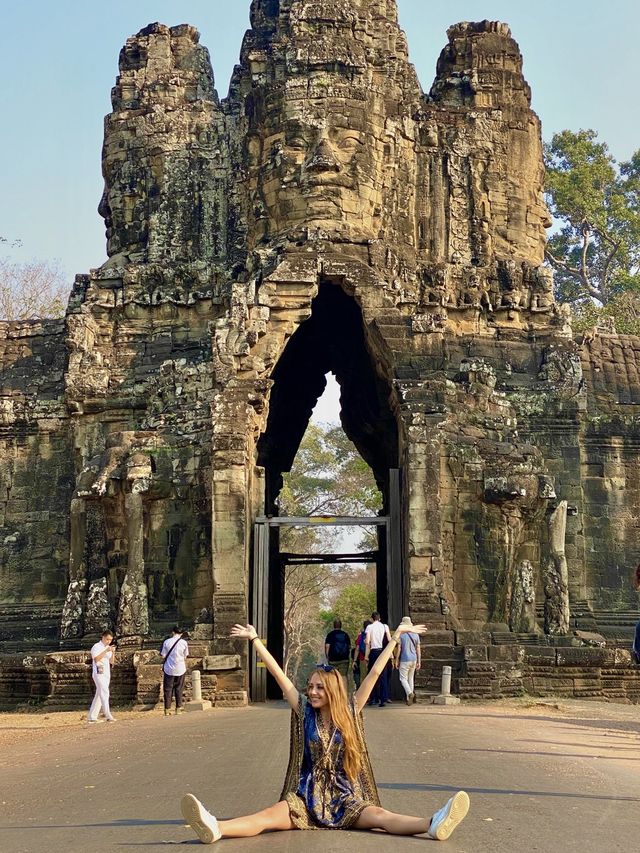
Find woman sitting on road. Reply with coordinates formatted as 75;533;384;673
180;620;469;844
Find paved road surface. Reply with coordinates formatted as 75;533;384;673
0;698;638;852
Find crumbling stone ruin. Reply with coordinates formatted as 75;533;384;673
1;1;638;706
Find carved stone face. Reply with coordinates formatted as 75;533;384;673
248;85;387;242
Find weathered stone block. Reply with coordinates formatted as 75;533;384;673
202;655;240;671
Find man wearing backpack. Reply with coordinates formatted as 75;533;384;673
324;618;351;680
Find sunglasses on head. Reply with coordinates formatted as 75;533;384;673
316;664;335;672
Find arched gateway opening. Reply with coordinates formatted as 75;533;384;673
253;281;401;699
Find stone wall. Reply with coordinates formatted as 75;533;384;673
0;2;639;706
0;321;72;613
0;648;245;711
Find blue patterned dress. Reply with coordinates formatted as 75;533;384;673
282;697;379;830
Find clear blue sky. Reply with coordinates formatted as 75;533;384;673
0;0;638;280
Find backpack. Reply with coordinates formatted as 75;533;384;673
331;631;350;661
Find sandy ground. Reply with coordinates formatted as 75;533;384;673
2;695;638;744
0;696;638;852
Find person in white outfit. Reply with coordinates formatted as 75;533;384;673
161;627;190;715
87;630;116;722
394;616;421;705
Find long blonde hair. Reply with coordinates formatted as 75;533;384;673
312;668;361;782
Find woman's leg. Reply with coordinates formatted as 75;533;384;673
218;800;295;838
355;806;429;836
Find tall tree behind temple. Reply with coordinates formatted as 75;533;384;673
544;130;640;332
0;241;68;320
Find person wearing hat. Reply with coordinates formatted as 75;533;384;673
394;616;421;705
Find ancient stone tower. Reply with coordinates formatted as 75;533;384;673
1;1;639;703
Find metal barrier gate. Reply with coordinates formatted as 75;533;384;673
250;470;402;701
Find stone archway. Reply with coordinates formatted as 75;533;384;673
252;280;401;697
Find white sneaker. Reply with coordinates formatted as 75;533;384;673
181;793;221;844
427;791;470;840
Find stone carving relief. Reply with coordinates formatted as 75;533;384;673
16;2;640;687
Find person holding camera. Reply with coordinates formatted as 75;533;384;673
87;629;116;723
161;626;190;715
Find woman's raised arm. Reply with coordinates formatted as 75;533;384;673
354;623;427;713
230;624;300;713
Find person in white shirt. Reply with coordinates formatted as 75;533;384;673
161;626;189;716
364;612;391;707
87;630;116;723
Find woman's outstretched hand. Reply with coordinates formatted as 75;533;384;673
230;624;258;641
396;622;428;636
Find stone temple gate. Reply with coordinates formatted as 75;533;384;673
1;1;639;705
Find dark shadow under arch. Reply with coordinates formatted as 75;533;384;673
257;280;398;512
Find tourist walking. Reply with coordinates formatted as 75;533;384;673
364;611;391;706
180;621;469;843
394;616;421;704
161;627;189;715
324;619;351;679
352;620;370;689
87;630;116;723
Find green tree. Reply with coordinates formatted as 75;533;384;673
279;421;382;554
278;422;382;678
279;422;382;520
544;130;640;330
322;581;377;650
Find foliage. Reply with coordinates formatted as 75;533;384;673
569;290;640;337
283;561;328;684
544;130;640;312
279;421;382;678
279;421;381;555
321;581;377;650
0;243;68;320
279;422;382;518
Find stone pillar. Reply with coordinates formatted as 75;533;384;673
544;501;571;635
116;492;149;637
404;417;445;620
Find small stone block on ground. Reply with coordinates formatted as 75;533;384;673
185;699;212;712
433;695;461;705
